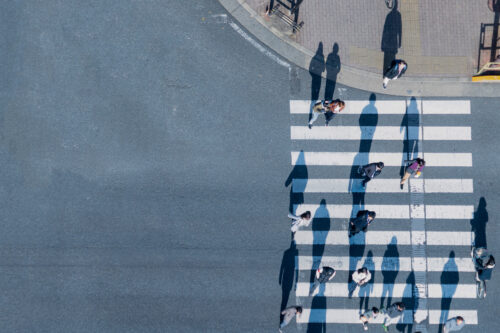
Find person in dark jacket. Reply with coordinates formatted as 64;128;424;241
309;266;336;296
383;60;407;89
381;302;405;331
472;247;495;297
349;211;376;237
359;162;384;187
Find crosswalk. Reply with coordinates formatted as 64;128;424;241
286;99;477;331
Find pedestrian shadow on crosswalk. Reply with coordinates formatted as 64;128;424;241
307;295;326;333
309;200;330;291
438;251;459;333
397;271;416;333
285;150;308;214
400;97;420;178
470;197;488;248
279;240;298;313
381;236;400;309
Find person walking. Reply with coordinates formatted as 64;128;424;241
383;59;407;89
359;307;380;331
381;302;405;331
400;158;425;189
349;210;376;237
309;266;336;296
279;306;302;332
359;162;384;187
288;211;311;233
443;316;465;332
309;99;345;128
348;267;372;297
472;247;495;298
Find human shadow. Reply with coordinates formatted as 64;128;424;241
324;43;341;101
310;199;330;288
309;42;325;101
471;197;488;248
285;150;308;215
438;251;459;333
380;236;399;309
348;93;378;276
307;296;326;333
381;0;402;74
359;250;375;313
397;272;416;333
400;97;420;178
279;240;298;312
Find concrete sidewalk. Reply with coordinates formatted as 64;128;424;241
219;0;500;97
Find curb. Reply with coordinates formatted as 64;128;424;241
218;0;500;97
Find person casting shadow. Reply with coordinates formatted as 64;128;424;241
381;0;402;74
279;241;298;313
310;200;331;292
307;296;326;333
438;251;459;333
359;250;375;313
380;237;399;309
324;43;341;101
400;97;420;178
285;151;308;215
471;197;488;248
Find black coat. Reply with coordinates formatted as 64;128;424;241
362;163;382;179
351;210;374;232
384;60;407;79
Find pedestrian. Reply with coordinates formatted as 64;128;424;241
358;162;384;187
349;267;372;297
359;307;380;331
309;99;345;128
279;306;302;332
472;247;495;298
381;302;405;331
443;316;465;332
349;210;376;237
288;211;311;233
309;266;336;296
400;158;425;189
383;59;407;89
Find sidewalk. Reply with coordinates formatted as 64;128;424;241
219;0;500;97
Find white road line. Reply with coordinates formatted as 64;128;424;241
296;256;475;272
291;152;473;167
422;100;471;114
292;178;473;193
291;126;470;141
294;231;473;246
296;309;477;324
294;204;473;219
290;100;471;115
295;282;476;298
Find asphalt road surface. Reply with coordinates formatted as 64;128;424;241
0;1;499;332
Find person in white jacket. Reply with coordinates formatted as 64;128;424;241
288;211;311;233
348;267;372;297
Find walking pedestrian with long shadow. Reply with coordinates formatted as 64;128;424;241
439;251;459;333
310;199;330;292
285;150;307;215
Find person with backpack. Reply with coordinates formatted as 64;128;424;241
349;211;376;237
381;302;405;331
443;316;465;332
472;247;495;298
309;99;345;128
279;306;303;332
359;307;380;331
383;60;407;89
309;266;336;296
358;162;384;187
288;211;311;233
400;158;425;189
348;267;372;297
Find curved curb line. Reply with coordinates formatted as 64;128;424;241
218;0;500;97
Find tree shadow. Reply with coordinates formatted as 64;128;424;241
309;42;325;102
359;250;375;313
324;43;341;100
348;94;378;278
380;236;399;309
310;199;330;285
397;272;416;333
307;296;326;333
400;97;419;178
471;197;488;248
285;150;308;214
438;251;459;333
381;0;402;74
279;240;298;313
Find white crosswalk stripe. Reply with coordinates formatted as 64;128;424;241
286;99;477;328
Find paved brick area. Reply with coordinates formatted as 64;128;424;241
245;0;497;77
